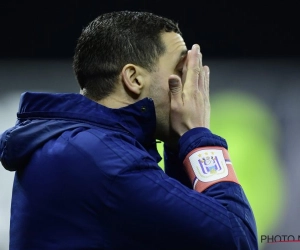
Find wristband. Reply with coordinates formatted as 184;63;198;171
183;146;239;192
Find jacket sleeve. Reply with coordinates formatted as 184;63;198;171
164;127;227;183
162;127;258;249
104;128;258;249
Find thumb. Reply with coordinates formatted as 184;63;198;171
169;75;182;99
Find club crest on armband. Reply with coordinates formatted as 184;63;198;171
189;149;229;182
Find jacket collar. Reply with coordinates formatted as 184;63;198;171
18;92;157;147
1;92;162;171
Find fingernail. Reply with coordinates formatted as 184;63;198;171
192;44;200;53
169;79;178;87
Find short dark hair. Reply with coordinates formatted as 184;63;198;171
73;10;181;100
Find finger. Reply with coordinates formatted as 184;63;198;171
198;65;205;91
181;50;190;85
203;66;210;96
169;75;183;107
197;48;206;91
184;44;201;91
203;65;210;128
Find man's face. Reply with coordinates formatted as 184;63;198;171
147;32;187;143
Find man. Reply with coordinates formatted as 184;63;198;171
0;11;258;249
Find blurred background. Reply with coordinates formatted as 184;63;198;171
0;1;299;249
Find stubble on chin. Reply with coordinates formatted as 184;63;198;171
154;107;170;141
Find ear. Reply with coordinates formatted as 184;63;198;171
121;64;147;97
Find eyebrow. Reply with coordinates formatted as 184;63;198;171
176;49;188;66
179;49;188;60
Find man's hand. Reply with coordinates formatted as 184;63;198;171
169;44;210;137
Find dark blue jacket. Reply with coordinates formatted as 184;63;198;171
0;92;258;250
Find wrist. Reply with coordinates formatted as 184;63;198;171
178;127;228;163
